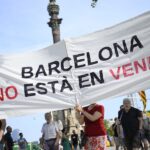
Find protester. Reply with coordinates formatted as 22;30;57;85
79;130;84;150
118;98;143;150
0;120;4;150
61;128;71;150
118;105;126;147
4;126;14;150
18;133;28;150
53;115;63;150
112;118;120;150
41;112;60;150
71;130;78;150
111;118;126;150
113;105;126;150
75;103;106;150
53;115;63;131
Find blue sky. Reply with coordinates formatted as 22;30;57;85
0;0;150;142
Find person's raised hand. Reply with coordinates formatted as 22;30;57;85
75;104;83;113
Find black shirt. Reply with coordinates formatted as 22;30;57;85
112;123;118;137
4;132;14;150
118;107;142;136
71;133;78;145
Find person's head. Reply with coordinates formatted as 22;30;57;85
80;130;84;134
123;98;131;111
80;130;84;135
72;130;76;134
6;126;12;133
19;133;23;138
114;117;118;122
62;128;68;135
53;115;59;121
45;112;52;123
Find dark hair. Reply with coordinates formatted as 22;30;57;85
6;126;12;131
0;120;2;129
114;117;118;121
19;133;23;136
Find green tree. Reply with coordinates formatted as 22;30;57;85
104;119;114;136
104;119;109;130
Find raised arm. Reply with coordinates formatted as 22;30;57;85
75;111;84;125
75;105;102;122
82;110;102;122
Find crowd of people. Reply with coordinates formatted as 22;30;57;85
0;98;150;150
41;103;107;150
40;112;87;150
0;122;28;150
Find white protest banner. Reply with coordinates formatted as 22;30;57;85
0;11;150;117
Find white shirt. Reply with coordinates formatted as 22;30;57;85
41;121;59;140
55;120;63;131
